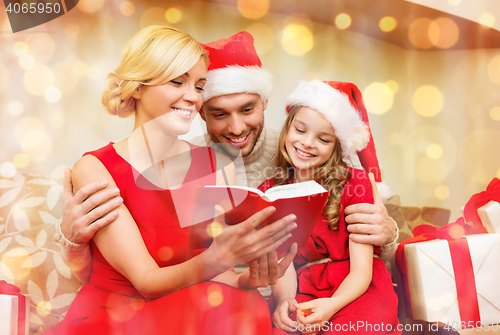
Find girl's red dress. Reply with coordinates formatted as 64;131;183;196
261;168;401;335
45;142;271;335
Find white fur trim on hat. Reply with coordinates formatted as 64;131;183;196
286;80;370;158
203;66;272;102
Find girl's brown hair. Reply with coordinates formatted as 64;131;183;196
273;105;351;230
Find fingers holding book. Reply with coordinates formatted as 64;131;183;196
209;205;297;270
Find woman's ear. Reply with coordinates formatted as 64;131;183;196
132;85;142;100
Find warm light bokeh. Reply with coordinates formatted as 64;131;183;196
487;54;500;86
363;82;394;115
379;16;397;32
237;0;269;20
281;24;313;56
479;12;495;28
409;18;434;49
412;85;444;117
335;13;352;30
120;1;135;17
426;143;443;159
165;7;182;23
434;185;450;200
490;106;500;121
428;17;459;49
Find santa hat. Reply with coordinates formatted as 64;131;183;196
286;80;392;198
202;31;272;102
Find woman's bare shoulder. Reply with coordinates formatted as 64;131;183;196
72;155;116;191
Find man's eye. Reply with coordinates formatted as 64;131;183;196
213;113;225;118
243;107;253;113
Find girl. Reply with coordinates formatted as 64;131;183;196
46;26;297;335
263;80;400;335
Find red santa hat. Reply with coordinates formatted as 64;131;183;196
286;80;392;197
201;31;272;102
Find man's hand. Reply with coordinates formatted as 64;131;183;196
238;244;297;289
344;173;396;247
61;167;122;244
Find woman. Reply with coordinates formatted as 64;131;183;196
46;26;297;335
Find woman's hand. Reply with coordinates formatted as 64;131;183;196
207;205;297;273
237;244;297;289
272;298;298;332
295;298;339;334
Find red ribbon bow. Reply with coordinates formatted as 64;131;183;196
396;218;487;326
0;280;21;295
464;178;500;228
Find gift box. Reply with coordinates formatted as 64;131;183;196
464;178;500;233
399;230;500;328
477;201;500;233
0;294;18;335
0;281;30;335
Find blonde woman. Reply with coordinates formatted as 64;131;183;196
46;26;297;335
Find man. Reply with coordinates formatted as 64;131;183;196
56;31;397;284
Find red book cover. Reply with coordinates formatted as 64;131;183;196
190;181;329;258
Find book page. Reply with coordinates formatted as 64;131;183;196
264;180;327;202
204;185;265;197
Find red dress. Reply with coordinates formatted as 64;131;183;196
261;168;400;335
46;143;271;335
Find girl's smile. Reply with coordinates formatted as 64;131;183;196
285;106;337;181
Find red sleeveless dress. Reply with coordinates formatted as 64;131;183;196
261;168;401;335
45;142;272;335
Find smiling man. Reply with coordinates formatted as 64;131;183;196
190;31;278;188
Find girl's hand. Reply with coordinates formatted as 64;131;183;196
237;245;297;289
207;205;297;273
295;298;339;334
272;298;298;332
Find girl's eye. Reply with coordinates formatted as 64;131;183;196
170;80;182;85
319;138;330;143
196;86;204;92
295;127;305;133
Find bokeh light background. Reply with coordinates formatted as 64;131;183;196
1;0;500;221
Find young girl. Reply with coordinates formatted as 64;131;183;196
263;80;400;335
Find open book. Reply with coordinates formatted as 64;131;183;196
190;180;329;258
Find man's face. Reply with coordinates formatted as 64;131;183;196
201;93;267;157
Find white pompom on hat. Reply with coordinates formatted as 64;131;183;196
202;31;272;103
286;80;392;198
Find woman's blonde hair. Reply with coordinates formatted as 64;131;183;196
102;25;208;117
274;105;351;230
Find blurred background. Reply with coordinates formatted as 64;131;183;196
0;0;499;221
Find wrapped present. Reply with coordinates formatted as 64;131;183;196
0;281;30;335
477;201;500;233
0;294;18;335
395;219;500;329
464;178;500;233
